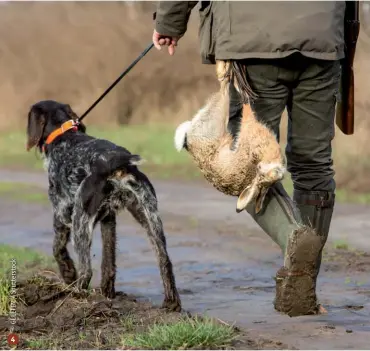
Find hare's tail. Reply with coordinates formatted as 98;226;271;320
174;121;191;152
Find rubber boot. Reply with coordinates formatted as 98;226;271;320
246;182;326;316
293;190;336;279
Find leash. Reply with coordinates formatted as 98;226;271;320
78;42;154;123
42;43;154;152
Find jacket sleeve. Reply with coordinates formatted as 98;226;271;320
155;1;198;37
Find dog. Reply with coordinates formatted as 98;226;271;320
26;100;181;311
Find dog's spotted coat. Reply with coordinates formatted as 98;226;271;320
26;100;181;311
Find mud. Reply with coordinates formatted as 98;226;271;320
0;276;286;350
0;169;370;349
0;276;194;349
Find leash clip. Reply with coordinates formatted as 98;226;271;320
71;119;79;131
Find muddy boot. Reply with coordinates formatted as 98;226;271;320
293;190;336;279
245;182;326;316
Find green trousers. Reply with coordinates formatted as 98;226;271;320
229;53;340;193
228;53;339;316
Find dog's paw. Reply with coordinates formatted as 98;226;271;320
59;261;78;285
101;284;116;300
161;297;182;312
76;270;92;291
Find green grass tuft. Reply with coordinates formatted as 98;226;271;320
0;244;55;315
121;316;236;350
333;239;349;250
0;278;11;316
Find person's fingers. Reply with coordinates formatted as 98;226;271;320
159;37;171;46
152;31;162;50
168;44;175;56
153;30;180;55
168;37;179;55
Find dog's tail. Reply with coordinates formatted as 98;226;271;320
174;121;191;152
81;152;144;216
106;153;144;173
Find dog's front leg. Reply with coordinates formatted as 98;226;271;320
100;211;116;299
71;204;94;291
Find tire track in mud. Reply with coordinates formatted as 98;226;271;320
1;169;369;349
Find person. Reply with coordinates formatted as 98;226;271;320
152;1;346;316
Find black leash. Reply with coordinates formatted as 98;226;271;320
78;42;154;122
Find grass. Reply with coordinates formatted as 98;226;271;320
0;244;55;315
0;125;202;180
120;313;136;332
333;239;349;250
26;339;49;350
0;124;191;169
0;181;48;203
121;316;236;350
19;315;237;350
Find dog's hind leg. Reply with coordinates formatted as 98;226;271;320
100;211;117;299
53;214;77;285
71;199;94;291
126;175;181;312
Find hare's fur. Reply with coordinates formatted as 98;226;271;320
174;60;286;213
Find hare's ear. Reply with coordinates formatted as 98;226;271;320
254;187;270;214
26;107;46;151
236;179;259;213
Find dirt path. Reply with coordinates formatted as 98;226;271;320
1;169;369;349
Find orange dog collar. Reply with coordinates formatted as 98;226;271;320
42;120;78;152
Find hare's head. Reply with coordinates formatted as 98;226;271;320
236;162;285;214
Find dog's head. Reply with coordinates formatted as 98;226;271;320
26;100;86;152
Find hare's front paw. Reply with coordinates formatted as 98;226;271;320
216;60;230;82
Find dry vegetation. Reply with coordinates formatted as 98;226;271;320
0;1;369;191
0;1;217;129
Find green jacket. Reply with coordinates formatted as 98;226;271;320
155;1;346;64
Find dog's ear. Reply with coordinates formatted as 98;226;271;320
63;104;78;120
63;104;86;133
26;107;46;151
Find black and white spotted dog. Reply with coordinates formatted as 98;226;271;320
26;100;181;311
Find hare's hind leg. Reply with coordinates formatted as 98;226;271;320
216;60;231;87
215;60;232;131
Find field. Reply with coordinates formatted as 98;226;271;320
0;2;370;350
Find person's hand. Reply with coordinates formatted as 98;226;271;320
152;30;181;56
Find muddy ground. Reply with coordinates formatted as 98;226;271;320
0;169;369;349
1;275;269;350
